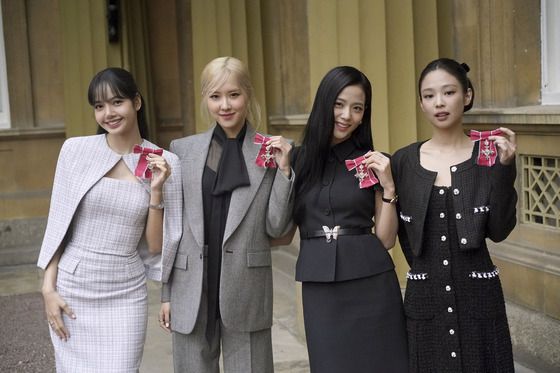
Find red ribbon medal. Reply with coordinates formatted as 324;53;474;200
345;155;379;189
470;129;502;166
133;145;163;178
254;133;276;168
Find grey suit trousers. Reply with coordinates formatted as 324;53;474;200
171;265;273;373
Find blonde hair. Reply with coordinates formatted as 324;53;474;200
200;56;261;128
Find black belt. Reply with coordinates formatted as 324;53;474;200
301;226;371;242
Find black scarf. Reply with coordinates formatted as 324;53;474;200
211;124;250;194
203;124;250;343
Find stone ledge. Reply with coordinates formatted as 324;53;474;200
463;105;560;135
0;126;65;140
488;240;560;277
0;245;41;267
269;114;309;127
0;217;46;250
468;105;560;116
0;189;52;201
0;217;45;268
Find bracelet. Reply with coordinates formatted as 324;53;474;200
149;201;165;210
381;195;398;204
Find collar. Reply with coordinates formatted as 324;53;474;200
331;139;358;162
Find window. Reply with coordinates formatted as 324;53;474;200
522;155;560;229
541;0;560;105
0;3;10;128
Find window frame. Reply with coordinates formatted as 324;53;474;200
0;3;10;129
541;0;560;105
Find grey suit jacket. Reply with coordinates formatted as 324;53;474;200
37;134;182;282
163;125;294;334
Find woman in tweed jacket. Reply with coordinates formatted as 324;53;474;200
392;58;518;372
38;68;182;372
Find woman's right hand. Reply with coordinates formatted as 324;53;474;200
43;290;75;341
362;151;395;194
159;302;172;333
268;136;292;179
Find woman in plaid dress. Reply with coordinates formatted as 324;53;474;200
37;68;182;372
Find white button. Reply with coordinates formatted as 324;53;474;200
440;212;445;218
451;352;457;358
449;329;455;335
443;260;449;266
451;166;457;172
461;238;467;245
453;189;460;195
448;307;453;313
439;189;445;195
456;213;462;220
446;285;451;291
441;235;447;242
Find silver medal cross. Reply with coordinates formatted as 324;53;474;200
261;145;274;165
354;164;369;183
480;139;495;161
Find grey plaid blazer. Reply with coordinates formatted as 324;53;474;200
162;125;294;334
37;134;182;282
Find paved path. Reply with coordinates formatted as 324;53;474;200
0;263;539;372
140;266;309;372
0;264;309;372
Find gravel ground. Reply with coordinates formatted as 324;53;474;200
0;292;55;372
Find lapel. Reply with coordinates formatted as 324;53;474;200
184;130;214;248
223;126;268;243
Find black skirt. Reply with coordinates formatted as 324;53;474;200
302;269;409;373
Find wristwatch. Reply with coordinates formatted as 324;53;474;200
381;195;398;204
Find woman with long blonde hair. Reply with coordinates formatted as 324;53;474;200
159;57;294;372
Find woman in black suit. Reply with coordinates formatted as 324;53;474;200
291;66;408;372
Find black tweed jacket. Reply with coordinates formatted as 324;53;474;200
391;140;517;264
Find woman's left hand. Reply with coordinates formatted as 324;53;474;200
147;154;171;190
268;136;292;179
489;127;517;165
363;151;394;191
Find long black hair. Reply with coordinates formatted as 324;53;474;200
418;58;475;112
293;66;373;222
88;67;150;139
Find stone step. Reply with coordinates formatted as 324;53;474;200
0;244;41;267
